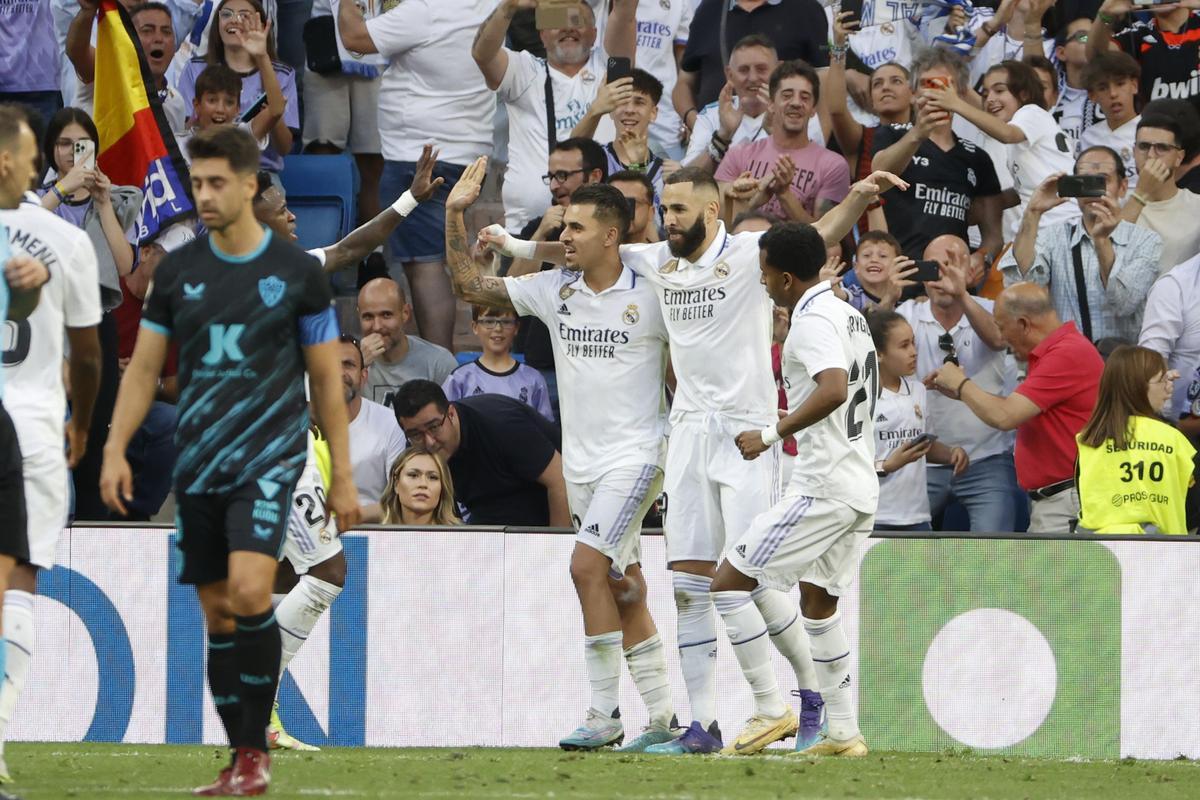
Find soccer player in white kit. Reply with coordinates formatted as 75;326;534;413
0;188;102;781
713;221;879;758
447;159;677;752
487;166;906;753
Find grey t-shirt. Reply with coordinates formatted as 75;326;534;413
365;335;459;408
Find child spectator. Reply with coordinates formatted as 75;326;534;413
178;53;284;164
842;232;917;312
1080;51;1142;189
868;310;968;531
443;306;554;421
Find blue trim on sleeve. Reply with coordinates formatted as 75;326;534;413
298;305;339;346
209;228;273;263
140;319;171;337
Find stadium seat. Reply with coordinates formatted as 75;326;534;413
280;153;360;253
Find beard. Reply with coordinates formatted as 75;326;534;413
343;384;358;404
548;40;589;67
667;214;709;258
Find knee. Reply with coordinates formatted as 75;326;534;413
228;580;273;617
201;597;235;633
611;577;644;610
311;554;347;587
799;587;837;620
569;553;607;592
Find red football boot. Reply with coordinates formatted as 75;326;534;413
227;748;271;796
192;757;235;797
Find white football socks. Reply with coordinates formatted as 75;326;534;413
275;576;342;678
0;591;34;754
583;631;623;717
672;573;718;728
714;591;787;719
805;611;859;740
624;633;673;729
752;585;818;691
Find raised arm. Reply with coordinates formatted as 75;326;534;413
604;0;637;61
337;0;379;54
1010;174;1066;273
473;0;533;90
1089;0;1132;60
444;156;516;308
238;17;286;143
322;145;445;272
826;10;864;164
926;86;1026;145
871;106;941;174
813;170;909;246
67;0;98;84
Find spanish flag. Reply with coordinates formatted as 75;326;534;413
94;0;192;244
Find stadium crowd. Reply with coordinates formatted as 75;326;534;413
3;0;1200;791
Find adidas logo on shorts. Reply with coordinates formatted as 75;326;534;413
585;523;600;536
839;674;852;689
735;544;747;557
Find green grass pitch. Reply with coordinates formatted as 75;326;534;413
6;743;1199;799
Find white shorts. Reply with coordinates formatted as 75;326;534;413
567;464;663;579
301;69;382;154
280;465;342;574
662;415;781;564
726;494;874;595
21;442;68;569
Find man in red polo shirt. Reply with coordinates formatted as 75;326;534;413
927;283;1103;533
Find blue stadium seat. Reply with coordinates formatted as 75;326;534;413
280;154;359;253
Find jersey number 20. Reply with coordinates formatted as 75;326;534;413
845;351;878;441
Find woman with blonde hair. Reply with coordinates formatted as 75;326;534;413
380;447;462;526
1076;346;1195;534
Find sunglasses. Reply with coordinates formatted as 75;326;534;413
938;332;959;366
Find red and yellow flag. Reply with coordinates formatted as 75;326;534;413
94;0;192;243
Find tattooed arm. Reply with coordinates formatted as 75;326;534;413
445;157;515;309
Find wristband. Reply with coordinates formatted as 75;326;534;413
954;377;971;399
391;190;419;217
50;183;66;202
481;224;537;260
1130;192;1149;207
760;424;782;447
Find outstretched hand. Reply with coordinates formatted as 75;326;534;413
411;144;444;202
445;156;488;212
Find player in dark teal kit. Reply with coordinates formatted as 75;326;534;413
100;127;360;797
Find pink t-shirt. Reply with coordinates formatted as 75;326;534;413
715;138;851;221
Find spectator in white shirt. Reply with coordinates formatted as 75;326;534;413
338;335;408;522
337;0;496;351
897;235;1021;532
683;34;776;172
1138;254;1200;421
1079;50;1141;189
1120;112;1200;275
630;0;693;159
472;0;637;233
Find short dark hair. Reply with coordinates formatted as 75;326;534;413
195;64;243;104
1082;50;1141;91
758;222;827;281
1076;145;1127;181
1023;54;1056;76
42;107;99;177
186;126;260;174
856;230;901;254
253;170;273;202
986;60;1046;109
471;304;517;321
129;2;172;21
607;169;654;202
664;165;719;194
339;334;364;369
1141;99;1200;160
731;33;777;57
1054;17;1093;47
867;308;908;351
570;183;632;242
730;210;773;230
769;60;821;104
628;68;664;106
0;104;28;151
392;379;450;421
1137;113;1184;149
551;136;608;181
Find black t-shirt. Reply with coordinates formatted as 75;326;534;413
682;0;829;109
141;230;337;493
449;394;561;526
1178;166;1200;195
871;124;1002;259
1116;12;1200;114
505;216;561;372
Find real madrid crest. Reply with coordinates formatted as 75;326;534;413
623;304;640;325
881;22;895;35
660;0;670;9
660;258;680;274
914;404;923;420
713;261;730;279
560;284;576;300
582;70;596;85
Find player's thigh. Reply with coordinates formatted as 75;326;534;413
662;423;723;564
802;510;873;597
280;520;343;577
0;408;28;563
726;495;860;593
573;465;663;580
21;443;69;570
174;492;233;586
301;69;351;150
346;75;381;155
716;438;781;539
224;481;292;562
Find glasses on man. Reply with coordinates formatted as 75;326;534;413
938;332;959;366
1134;141;1183;156
403;411;449;443
1066;31;1088;43
475;317;518;329
542;169;586;185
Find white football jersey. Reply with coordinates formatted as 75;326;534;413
1;204;101;447
504;265;669;483
621;225;776;425
782;282;878;513
873;376;931;525
1007;104;1080;237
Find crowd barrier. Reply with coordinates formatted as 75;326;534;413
12;526;1200;759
